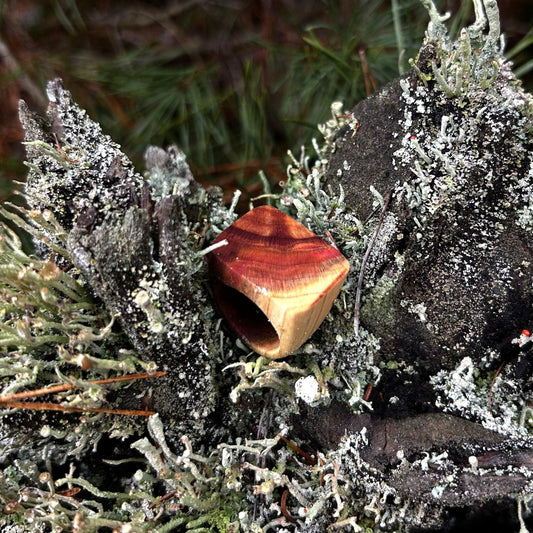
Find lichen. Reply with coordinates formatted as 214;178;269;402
386;0;533;436
2;0;533;531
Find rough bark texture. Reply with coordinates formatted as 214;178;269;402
324;69;533;382
293;8;533;529
19;80;226;445
6;3;533;530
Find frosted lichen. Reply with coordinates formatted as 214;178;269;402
3;0;533;531
320;0;533;527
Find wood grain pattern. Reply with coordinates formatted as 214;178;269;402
206;205;349;359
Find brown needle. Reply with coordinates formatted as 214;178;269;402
0;371;166;416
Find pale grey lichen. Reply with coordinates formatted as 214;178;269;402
2;0;533;531
416;0;503;99
387;0;533;437
516;162;533;231
21;90;144;232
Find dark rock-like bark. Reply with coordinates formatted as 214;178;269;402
19;79;228;446
292;9;533;529
325;67;533;380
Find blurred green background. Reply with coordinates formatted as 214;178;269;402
1;0;532;204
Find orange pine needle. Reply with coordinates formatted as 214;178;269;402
280;489;297;524
0;371;166;416
363;384;373;402
0;401;156;416
0;371;166;401
57;487;81;497
277;434;316;465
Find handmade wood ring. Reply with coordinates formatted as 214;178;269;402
205;205;349;359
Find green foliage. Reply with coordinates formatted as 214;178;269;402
0;0;432;188
507;27;533;79
1;0;532;196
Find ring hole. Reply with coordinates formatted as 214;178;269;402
213;282;280;354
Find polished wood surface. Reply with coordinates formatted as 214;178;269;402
206;205;349;358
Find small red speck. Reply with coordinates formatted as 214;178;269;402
522;329;531;337
303;508;308;514
410;135;416;140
